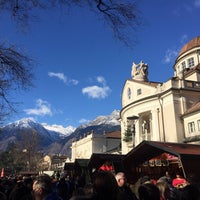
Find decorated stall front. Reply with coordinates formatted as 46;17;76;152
123;140;200;184
88;153;125;180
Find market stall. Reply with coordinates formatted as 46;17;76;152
88;153;125;179
122;140;200;184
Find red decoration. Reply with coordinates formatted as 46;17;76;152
99;164;113;171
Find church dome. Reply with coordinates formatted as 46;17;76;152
174;36;200;79
178;36;200;56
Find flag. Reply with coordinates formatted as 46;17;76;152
0;168;4;178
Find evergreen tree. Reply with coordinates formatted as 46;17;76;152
123;125;133;142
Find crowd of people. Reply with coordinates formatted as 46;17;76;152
0;169;200;200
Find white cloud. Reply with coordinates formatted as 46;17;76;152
164;49;178;63
24;99;52;116
82;76;111;99
82;85;110;98
69;79;79;85
48;72;79;85
163;34;189;64
48;72;67;83
97;76;106;85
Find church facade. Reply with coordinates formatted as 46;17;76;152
120;36;200;154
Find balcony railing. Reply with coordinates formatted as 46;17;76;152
185;80;200;89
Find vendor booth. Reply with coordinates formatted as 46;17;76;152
64;159;90;184
88;153;125;180
123;140;200;184
64;162;74;177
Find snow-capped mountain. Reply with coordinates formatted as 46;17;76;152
0;118;75;154
42;123;76;138
87;110;120;126
0;110;121;156
67;110;121;142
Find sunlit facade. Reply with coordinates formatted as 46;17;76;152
71;131;121;161
120;36;200;154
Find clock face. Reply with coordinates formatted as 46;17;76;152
127;87;131;99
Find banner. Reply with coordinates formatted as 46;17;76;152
0;168;4;178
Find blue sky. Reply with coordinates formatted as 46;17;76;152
1;0;200;128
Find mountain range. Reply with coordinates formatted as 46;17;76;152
0;110;121;157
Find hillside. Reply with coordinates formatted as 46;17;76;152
0;110;121;157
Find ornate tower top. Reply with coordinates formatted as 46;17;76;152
131;60;148;81
173;36;200;79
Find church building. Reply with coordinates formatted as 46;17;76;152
120;36;200;154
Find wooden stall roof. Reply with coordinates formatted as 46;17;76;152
64;162;74;171
74;159;90;168
88;153;125;172
124;140;200;165
123;140;200;180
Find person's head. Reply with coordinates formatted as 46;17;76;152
179;184;200;200
139;175;151;185
175;170;184;179
83;183;93;196
156;181;170;200
32;174;53;200
176;174;181;178
23;176;33;190
115;172;126;187
157;176;172;185
93;171;119;200
9;182;33;200
138;183;160;200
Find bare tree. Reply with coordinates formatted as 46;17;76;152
0;44;34;123
0;0;141;46
0;0;140;122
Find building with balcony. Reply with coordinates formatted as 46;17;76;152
120;36;200;154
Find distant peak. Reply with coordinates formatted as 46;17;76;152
85;110;120;127
12;118;37;129
42;123;75;136
17;118;35;123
